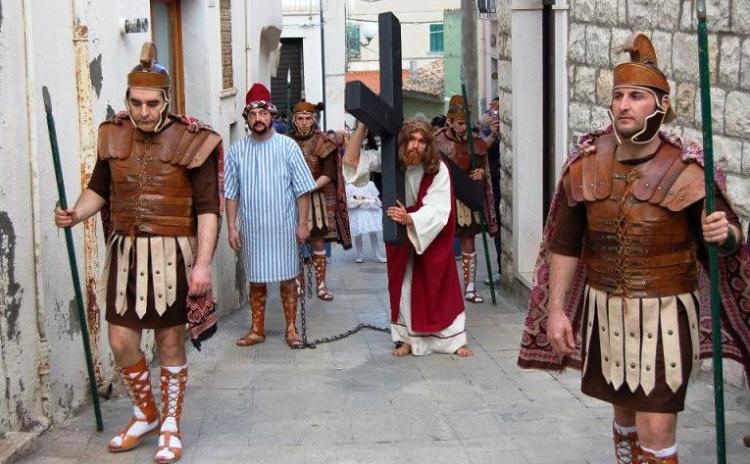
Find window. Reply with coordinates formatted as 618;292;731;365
429;23;444;53
346;23;361;60
220;0;234;90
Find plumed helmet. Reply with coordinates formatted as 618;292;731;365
125;42;171;133
446;95;466;121
609;33;675;144
128;42;170;90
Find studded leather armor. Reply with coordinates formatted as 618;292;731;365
97;116;221;237
562;134;706;298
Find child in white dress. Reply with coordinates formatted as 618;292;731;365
346;180;387;263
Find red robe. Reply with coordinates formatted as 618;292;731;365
385;169;465;333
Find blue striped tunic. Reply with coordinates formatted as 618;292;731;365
225;133;316;283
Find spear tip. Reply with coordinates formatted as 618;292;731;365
696;0;707;20
42;86;52;114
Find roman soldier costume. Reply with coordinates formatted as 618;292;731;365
289;100;351;301
518;34;750;464
435;95;498;303
88;42;221;463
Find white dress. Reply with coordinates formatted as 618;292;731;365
346;181;383;236
343;151;467;355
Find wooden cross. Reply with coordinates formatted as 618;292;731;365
345;12;405;245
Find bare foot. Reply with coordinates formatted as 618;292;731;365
454;346;474;357
391;343;412;357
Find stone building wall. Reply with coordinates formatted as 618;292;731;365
495;0;515;287
568;0;750;224
496;0;750;385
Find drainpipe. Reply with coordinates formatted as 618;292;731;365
22;0;53;428
71;1;110;397
541;0;555;221
319;0;327;130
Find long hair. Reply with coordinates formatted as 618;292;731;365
397;118;440;175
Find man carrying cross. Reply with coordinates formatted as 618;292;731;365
343;119;472;357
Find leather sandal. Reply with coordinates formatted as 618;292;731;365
464;291;484;304
286;330;303;348
108;417;159;453
235;331;265;346
154;431;182;463
317;285;334;301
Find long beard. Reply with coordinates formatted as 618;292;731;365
404;150;422;166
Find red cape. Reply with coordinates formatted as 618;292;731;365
385;165;465;332
517;126;750;385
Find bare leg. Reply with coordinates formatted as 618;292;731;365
155;325;187;367
636;411;677;450
109;323;145;367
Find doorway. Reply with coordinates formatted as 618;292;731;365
151;0;185;114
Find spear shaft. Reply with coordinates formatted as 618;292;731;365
696;2;725;462
42;86;104;432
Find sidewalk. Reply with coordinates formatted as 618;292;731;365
17;245;750;463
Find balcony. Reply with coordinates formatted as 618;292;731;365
282;0;318;13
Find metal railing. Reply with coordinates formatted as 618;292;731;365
282;0;318;13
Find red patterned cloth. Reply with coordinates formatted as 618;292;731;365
517;126;750;383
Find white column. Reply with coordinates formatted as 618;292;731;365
510;0;543;287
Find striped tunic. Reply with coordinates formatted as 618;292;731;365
225;132;316;283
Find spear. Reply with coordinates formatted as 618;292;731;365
42;86;104;432
286;68;292;129
696;2;725;462
460;83;496;305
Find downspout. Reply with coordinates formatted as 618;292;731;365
319;0;327;130
541;0;555;221
71;1;110;396
22;0;52;427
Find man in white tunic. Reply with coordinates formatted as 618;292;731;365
225;83;316;348
343;118;472;357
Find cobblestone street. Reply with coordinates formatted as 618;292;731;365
18;246;750;464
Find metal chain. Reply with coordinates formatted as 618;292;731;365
292;244;390;350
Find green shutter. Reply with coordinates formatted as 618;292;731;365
430;23;444;53
347;23;361;59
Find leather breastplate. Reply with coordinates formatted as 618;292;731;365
98;117;220;236
296;134;335;179
564;134;706;298
436;130;487;173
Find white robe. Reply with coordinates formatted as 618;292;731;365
344;151;467;355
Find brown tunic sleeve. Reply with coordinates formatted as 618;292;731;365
549;195;587;257
87;158;111;200
189;149;220;215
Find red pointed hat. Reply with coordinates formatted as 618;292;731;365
245;83;272;105
244;83;277;114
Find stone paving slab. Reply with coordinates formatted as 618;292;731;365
15;245;750;463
